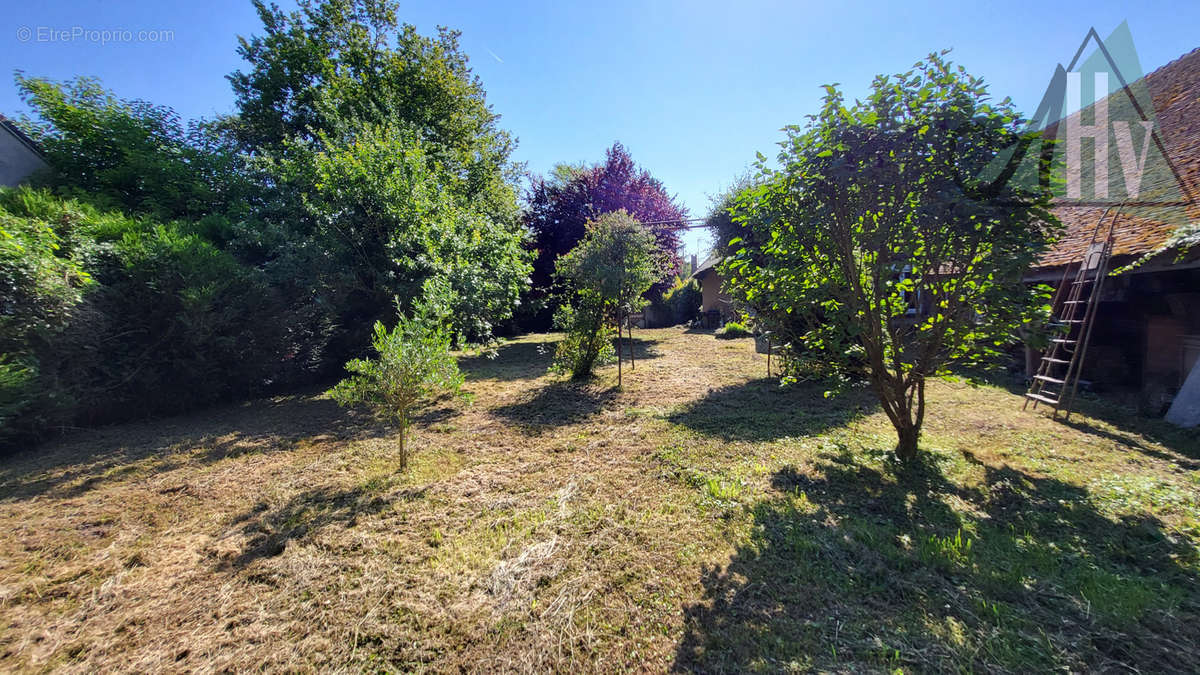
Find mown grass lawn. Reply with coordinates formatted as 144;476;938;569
1;326;1197;672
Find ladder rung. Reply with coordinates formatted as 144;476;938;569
1042;357;1070;364
1025;393;1061;406
1050;338;1077;344
1034;374;1066;385
1054;319;1084;324
1064;300;1087;305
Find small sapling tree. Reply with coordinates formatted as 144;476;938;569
328;282;467;470
551;211;665;381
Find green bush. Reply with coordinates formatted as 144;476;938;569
716;321;752;339
0;358;38;443
0;187;287;445
552;212;662;380
660;275;701;324
550;300;616;379
81;223;283;419
329;282;466;471
0;189;95;444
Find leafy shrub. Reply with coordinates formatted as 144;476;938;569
550;300;616;378
81;223;283;419
0;187;287;446
0;359;37;443
716;321;752;339
660;275;701;324
0;189;95;444
329;282;466;470
552;212;663;379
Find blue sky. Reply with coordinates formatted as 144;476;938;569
2;1;1197;257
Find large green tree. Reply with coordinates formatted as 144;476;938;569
723;53;1058;461
228;0;529;345
16;75;251;223
276;123;529;343
227;0;517;215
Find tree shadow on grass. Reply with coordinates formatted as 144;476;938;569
0;392;391;502
217;483;426;570
459;341;556;382
1060;416;1200;470
1063;396;1200;466
459;336;665;383
667;378;878;442
675;451;1200;672
614;336;666;363
410;401;462;428
989;373;1200;465
490;381;619;432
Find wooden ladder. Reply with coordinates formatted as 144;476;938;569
1023;209;1117;420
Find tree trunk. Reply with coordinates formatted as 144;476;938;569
892;377;925;463
616;311;623;387
398;415;408;471
628;315;635;370
870;371;926;463
894;424;920;462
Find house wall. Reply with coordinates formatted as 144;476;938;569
1139;272;1200;389
1184;336;1200;378
700;269;730;314
1145;315;1186;384
0;127;47;187
1068;268;1200;394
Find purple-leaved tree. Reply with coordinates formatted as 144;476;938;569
521;143;686;329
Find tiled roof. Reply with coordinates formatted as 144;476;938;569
690;253;723;279
1037;48;1200;269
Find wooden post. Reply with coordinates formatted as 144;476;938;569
616;309;623;387
767;336;771;378
628;313;635;370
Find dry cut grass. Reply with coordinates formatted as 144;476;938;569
0;326;1197;672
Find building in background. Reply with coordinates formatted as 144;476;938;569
0;116;47;187
690;253;733;327
1025;48;1200;412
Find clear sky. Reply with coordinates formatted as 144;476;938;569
2;1;1197;257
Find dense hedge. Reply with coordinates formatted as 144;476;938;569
659;275;702;325
0;189;287;445
3;2;534;450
